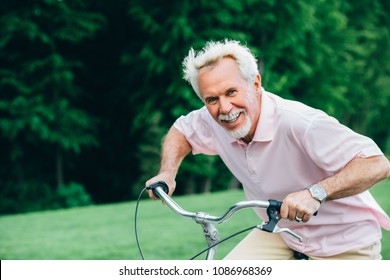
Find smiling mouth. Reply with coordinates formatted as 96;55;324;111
225;113;240;123
218;110;243;124
218;110;252;140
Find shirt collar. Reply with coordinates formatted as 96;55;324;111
229;89;275;144
252;90;275;142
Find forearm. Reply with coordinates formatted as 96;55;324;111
319;155;390;200
158;126;192;177
146;126;191;199
281;155;389;222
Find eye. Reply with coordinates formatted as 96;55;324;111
226;89;237;96
205;96;218;105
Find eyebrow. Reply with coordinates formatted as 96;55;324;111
204;96;217;103
225;87;237;93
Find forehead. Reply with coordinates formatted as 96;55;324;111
199;57;239;77
198;58;247;96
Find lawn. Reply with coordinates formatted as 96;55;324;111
1;179;389;260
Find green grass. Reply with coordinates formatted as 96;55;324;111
1;179;389;260
369;179;390;259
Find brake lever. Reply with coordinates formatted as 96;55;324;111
257;199;303;242
271;225;303;242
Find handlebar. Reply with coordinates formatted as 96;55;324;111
149;181;278;223
147;181;302;259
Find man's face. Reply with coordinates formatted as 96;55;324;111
198;57;262;143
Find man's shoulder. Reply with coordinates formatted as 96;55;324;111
175;106;215;131
179;106;212;123
178;106;207;116
267;92;315;115
266;92;320;122
265;91;332;135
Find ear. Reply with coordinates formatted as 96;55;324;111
253;74;262;93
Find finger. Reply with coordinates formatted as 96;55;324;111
288;207;298;222
145;179;154;188
294;208;309;221
145;179;162;200
280;203;289;220
294;214;303;223
147;189;159;200
146;184;161;200
301;213;310;223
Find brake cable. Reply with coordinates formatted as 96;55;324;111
189;225;256;260
134;187;148;260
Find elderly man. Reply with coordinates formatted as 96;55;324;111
146;39;390;259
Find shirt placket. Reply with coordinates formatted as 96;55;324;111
244;142;260;182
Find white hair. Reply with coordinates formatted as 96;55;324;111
182;39;259;99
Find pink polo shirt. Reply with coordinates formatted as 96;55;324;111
174;90;390;257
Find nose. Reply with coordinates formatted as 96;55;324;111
219;96;233;114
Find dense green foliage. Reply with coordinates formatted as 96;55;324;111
0;179;389;260
0;0;389;214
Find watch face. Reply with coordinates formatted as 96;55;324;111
310;185;327;202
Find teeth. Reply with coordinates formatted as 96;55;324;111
227;114;239;122
219;111;242;122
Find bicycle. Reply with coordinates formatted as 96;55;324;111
135;181;305;260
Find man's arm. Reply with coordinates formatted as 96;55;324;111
146;126;192;199
281;155;390;222
320;155;390;200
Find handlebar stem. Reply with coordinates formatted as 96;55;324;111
195;212;220;260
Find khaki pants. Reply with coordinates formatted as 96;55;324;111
224;228;382;260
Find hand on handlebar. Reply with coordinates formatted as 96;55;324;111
145;173;176;200
281;189;320;223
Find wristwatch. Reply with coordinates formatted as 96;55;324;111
307;184;327;204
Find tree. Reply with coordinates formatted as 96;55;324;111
0;0;105;213
342;0;390;153
1;0;388;213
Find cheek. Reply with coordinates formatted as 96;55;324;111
245;94;259;112
240;96;259;123
206;106;220;121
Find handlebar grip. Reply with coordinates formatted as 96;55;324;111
146;181;169;197
268;199;318;216
268;199;282;210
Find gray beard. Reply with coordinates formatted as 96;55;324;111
224;111;251;139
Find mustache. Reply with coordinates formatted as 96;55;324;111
218;109;246;122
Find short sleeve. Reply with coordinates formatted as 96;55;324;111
302;111;383;173
173;107;218;155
